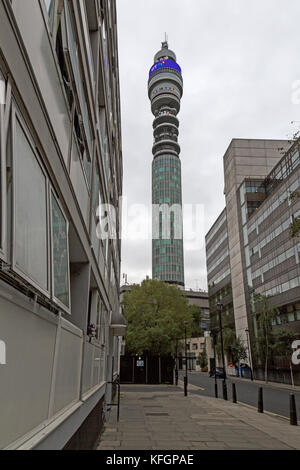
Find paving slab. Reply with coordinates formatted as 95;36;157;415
97;384;300;450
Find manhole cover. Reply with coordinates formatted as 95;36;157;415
145;412;169;416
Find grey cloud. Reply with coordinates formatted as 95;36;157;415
117;0;300;290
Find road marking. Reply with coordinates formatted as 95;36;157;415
237;400;290;421
178;379;205;391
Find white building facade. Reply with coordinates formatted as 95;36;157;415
0;0;125;450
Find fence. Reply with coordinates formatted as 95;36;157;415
120;355;174;384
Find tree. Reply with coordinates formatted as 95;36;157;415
289;189;300;238
253;294;278;383
122;279;194;355
188;304;203;338
216;327;247;368
199;346;208;371
231;336;248;372
272;327;299;386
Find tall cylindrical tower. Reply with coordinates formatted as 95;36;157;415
148;40;185;287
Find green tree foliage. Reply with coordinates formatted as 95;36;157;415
122;279;194;355
253;294;278;382
188;305;203;338
272;327;299;386
289;191;300;238
231;336;248;365
199;346;208;369
216;327;247;365
290;216;300;238
272;327;299;357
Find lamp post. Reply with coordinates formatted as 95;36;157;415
217;303;227;400
212;329;218;398
245;328;254;381
184;321;188;396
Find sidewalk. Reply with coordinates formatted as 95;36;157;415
97;384;300;450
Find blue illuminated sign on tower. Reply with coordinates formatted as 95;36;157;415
149;59;182;78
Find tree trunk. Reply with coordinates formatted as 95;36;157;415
265;320;268;384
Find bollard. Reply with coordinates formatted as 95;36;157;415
232;383;237;404
258;387;263;413
184;375;188;396
215;382;218;398
222;380;228;401
290;393;298;426
175;369;178;386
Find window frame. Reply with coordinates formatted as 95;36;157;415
50;187;71;314
11;104;51;298
0;70;8;262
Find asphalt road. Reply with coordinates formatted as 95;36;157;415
179;371;300;421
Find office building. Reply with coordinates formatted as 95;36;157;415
205;138;300;381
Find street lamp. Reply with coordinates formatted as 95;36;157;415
211;329;218;398
184;321;188;396
245;328;254;381
217;303;227;400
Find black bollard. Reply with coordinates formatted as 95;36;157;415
222;380;228;401
232;383;237;403
258;387;263;413
215;382;218;398
175;369;178;386
184;375;188;396
290;393;298;426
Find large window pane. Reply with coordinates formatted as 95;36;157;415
15;119;48;290
51;193;69;308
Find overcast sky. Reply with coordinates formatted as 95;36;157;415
116;0;300;290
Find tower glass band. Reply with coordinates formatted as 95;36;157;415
148;41;185;287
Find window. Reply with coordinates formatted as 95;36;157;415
51;191;70;309
44;0;53;12
0;70;6;258
44;0;55;30
49;0;64;44
73;108;91;185
13;116;49;292
88;290;105;342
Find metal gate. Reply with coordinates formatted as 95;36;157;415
120;355;174;384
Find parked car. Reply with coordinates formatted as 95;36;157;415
209;367;225;379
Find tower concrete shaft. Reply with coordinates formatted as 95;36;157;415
148;41;185;287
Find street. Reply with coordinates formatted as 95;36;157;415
179;371;300;421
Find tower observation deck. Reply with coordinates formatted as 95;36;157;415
148;40;185;287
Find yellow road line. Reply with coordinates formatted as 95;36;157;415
237;400;290;421
178;379;205;391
